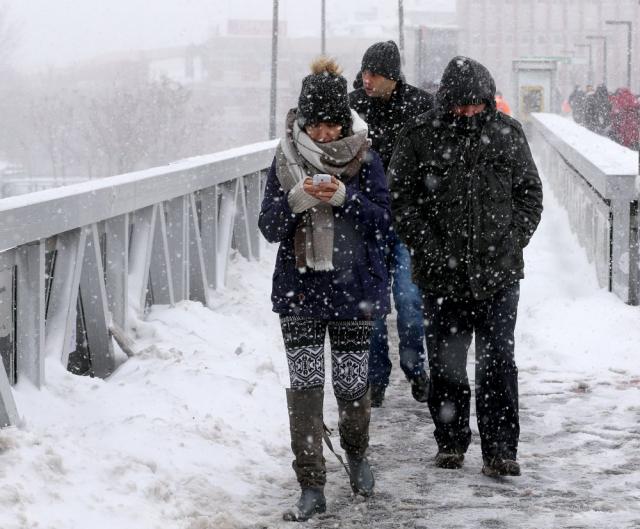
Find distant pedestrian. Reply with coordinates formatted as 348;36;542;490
389;56;543;477
568;85;586;124
609;87;639;150
495;90;511;115
349;40;434;407
584;84;612;136
259;57;390;521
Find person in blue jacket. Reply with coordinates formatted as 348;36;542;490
258;56;391;522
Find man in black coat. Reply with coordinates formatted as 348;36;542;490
349;41;434;407
350;41;434;169
389;56;543;477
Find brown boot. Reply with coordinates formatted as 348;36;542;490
283;387;327;522
337;388;375;496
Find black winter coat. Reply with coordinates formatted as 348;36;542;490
258;152;391;320
389;58;543;300
349;82;434;170
584;86;612;136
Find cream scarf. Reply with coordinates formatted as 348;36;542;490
275;109;369;271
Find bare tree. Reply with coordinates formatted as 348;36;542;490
0;4;19;67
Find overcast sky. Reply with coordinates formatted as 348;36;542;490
5;0;455;70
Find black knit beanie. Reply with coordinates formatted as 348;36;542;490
297;62;351;130
361;40;402;81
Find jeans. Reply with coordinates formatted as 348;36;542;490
423;282;520;460
368;238;426;386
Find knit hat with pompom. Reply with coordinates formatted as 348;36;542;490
297;57;352;131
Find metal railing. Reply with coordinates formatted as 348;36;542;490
530;113;639;304
0;140;278;427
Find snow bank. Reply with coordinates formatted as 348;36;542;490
518;162;639;375
2;248;292;529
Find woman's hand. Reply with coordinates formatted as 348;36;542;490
303;176;340;202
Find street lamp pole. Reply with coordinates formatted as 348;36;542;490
321;0;326;56
586;35;607;85
605;20;632;88
398;0;405;65
575;43;593;85
269;0;279;140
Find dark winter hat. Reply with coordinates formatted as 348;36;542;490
361;40;402;81
436;56;496;110
297;57;352;130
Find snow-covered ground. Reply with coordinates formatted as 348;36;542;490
1;170;639;529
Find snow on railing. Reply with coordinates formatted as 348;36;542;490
0;176;89;199
0;140;278;427
530;113;639;304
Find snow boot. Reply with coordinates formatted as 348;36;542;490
435;450;465;469
283;387;327;522
282;487;326;522
482;456;521;477
410;371;430;403
337;388;375;496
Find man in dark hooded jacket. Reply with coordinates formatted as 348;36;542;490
349;41;435;408
389;56;543;477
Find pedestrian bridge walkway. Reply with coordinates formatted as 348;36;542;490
0;115;638;529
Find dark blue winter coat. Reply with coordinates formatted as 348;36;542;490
258;150;391;320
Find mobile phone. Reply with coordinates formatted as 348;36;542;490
312;173;332;186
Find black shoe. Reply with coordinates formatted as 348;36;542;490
410;372;430;403
346;453;375;497
435;451;465;469
370;384;386;407
482;457;521;477
282;487;326;522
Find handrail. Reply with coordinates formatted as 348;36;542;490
0;140;278;427
531;113;636;198
530;113;639;304
0;140;278;252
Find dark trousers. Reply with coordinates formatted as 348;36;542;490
423;282;520;460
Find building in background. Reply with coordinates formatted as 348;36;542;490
456;0;640;109
405;1;458;90
412;25;458;90
6;0;638;192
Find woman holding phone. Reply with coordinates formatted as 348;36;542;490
258;57;391;521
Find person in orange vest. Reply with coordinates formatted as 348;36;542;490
495;90;512;115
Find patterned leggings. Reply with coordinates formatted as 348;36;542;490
280;316;373;401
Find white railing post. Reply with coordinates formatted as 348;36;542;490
188;193;210;306
129;205;157;316
16;241;46;388
200;186;220;290
105;214;129;332
0;358;18;426
150;202;175;306
45;228;87;367
217;181;238;288
79;223;115;378
245;171;263;261
165;196;190;302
